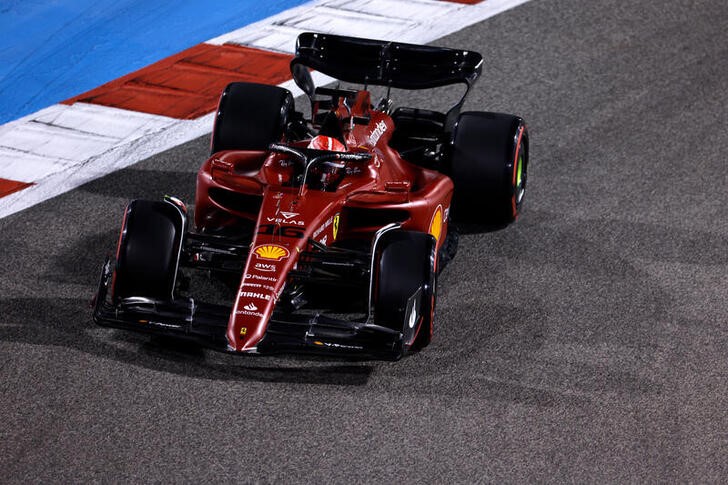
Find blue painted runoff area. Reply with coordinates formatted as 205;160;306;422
0;0;309;124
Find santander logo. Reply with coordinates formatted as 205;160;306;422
369;120;388;145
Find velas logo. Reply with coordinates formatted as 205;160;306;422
266;216;304;225
253;244;289;261
280;211;298;219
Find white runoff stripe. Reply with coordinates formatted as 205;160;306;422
0;104;213;218
0;0;531;219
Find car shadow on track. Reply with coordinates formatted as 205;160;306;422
0;297;373;386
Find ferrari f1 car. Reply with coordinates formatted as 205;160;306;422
93;32;529;359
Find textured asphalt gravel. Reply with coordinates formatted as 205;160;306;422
1;0;727;482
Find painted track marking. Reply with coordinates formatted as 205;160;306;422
0;0;531;219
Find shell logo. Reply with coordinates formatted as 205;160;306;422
253;244;290;261
429;205;443;242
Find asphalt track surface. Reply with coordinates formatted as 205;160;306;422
2;0;727;482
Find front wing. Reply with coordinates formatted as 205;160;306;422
93;258;405;359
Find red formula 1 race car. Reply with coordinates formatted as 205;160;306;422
93;32;529;359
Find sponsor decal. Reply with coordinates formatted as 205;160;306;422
266;216;304;226
320;235;328;245
235;309;264;317
254;262;276;272
369;120;388;145
408;305;418;329
253;244;290;261
313;216;334;238
246;273;277;282
239;327;247;336
239;291;271;301
235;301;264;317
147;321;173;328
345;166;362;175
312;340;364;351
243;280;278;293
429;205;443;242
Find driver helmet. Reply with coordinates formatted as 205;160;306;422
307;135;346;152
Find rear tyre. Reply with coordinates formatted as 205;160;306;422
450;111;529;226
114;200;185;300
211;82;294;154
373;230;437;358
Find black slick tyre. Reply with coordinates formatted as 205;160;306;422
450;111;529;226
113;200;185;300
373;230;437;358
210;82;294;154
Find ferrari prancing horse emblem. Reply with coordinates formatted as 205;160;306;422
333;213;340;241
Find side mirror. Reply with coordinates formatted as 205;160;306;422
292;63;315;98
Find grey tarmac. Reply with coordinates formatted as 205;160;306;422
1;0;726;481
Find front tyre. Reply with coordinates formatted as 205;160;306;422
373;230;437;359
450;112;529;226
113;200;185;300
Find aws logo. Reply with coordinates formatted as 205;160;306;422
253;244;290;261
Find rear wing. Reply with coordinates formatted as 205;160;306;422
291;32;483;90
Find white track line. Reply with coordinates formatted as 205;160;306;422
0;104;181;217
0;0;530;219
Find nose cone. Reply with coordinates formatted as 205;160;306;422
227;242;293;351
224;187;346;352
